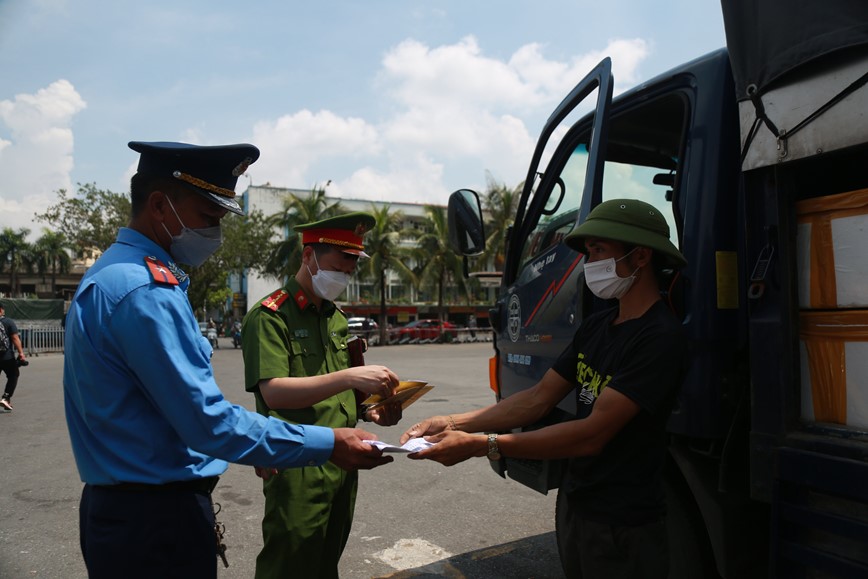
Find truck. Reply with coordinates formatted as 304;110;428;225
446;2;868;578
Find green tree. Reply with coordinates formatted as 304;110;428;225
481;175;521;271
35;183;130;254
0;227;33;297
357;204;416;341
413;205;470;324
185;209;274;320
32;229;73;296
263;186;345;281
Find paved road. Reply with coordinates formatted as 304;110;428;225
0;341;563;578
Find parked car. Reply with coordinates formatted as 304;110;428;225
397;319;458;342
347;317;380;345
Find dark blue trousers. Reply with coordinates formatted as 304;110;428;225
79;484;216;579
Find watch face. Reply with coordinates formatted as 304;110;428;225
487;433;501;460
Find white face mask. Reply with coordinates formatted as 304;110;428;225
307;253;351;301
161;197;223;267
583;248;639;300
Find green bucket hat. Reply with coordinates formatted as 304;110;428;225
564;199;687;268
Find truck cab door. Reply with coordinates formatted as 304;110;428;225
494;59;614;492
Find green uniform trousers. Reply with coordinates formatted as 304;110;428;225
254;461;358;579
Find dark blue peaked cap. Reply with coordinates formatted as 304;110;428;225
128;141;260;215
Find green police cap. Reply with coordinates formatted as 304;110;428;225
295;212;376;257
564;199;687;268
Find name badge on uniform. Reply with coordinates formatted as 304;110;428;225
294;329;309;338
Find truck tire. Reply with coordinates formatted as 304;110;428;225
555;478;719;579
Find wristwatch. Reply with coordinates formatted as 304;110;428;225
487;433;501;460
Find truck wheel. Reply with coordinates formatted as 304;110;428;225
555;479;719;579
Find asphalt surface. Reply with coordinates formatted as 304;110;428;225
0;340;563;579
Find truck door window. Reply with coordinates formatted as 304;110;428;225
600;162;679;244
598;92;688;248
517;145;588;268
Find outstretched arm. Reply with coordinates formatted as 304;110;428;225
409;385;640;466
260;365;399;409
399;368;573;443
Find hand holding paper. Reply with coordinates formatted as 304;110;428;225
364;437;436;453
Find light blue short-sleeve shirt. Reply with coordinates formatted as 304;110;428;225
63;228;333;485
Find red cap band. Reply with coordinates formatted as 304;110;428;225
301;228;365;251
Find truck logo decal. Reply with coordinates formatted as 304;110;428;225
508;294;521;342
524;255;583;327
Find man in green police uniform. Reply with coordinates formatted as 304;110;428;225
242;211;403;579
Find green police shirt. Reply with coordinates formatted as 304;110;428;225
241;277;357;428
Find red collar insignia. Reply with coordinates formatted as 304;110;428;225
144;256;179;286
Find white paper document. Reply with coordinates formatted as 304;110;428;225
364;437;435;453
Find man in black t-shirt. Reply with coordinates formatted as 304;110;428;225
400;199;687;579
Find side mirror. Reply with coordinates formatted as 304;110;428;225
447;189;486;256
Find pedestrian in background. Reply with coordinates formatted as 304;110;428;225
0;302;26;412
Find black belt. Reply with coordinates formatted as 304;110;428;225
97;476;219;494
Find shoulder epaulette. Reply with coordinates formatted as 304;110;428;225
144;256;179;286
261;289;290;311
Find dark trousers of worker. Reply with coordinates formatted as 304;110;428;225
0;358;19;398
79;484;217;579
560;502;669;579
255;463;357;579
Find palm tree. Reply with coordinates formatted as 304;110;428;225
263;186;345;281
481;176;522;272
0;227;33;297
413;205;470;325
33;229;73;296
357;204;415;342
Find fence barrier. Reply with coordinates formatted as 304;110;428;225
18;324;65;355
12;323;491;356
349;326;493;346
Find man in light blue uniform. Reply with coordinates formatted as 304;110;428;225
63;141;393;579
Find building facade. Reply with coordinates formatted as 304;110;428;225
237;184;481;327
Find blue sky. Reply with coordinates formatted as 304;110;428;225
0;0;726;236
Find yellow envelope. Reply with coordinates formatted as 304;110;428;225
362;380;433;410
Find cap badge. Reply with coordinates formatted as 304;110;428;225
232;157;254;177
354;222;368;236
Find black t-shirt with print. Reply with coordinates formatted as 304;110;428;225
551;300;686;525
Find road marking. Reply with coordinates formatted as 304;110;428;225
375;538;453;570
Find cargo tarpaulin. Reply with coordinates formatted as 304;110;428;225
721;0;868;100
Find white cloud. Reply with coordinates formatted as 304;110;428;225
245;36;651;204
0;37;649;236
249;109;380;188
0;79;86;236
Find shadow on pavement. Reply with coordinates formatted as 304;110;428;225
375;532;563;579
